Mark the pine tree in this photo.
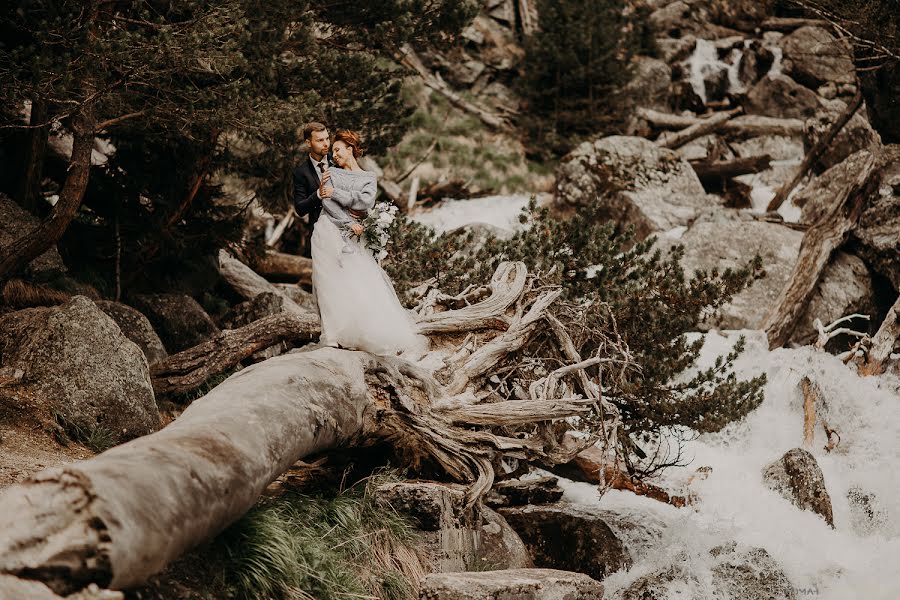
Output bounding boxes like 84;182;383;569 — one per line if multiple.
518;0;648;156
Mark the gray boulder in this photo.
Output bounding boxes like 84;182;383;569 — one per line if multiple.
800;252;876;345
474;507;532;571
737;39;775;87
763;447;834;527
375;481;478;573
779;26;855;89
620;542;795;600
130;293;220;353
624;56;672;112
846;486;887;535
656;35;696;64
555;135;717;240
421;569;604;600
657;217;876;340
0;296;159;443
499;503;665;581
745;74;823;120
851;145;900;290
96;300;168;366
807;99;882;170
485;476;564;508
0;193;66;277
796;149;875;225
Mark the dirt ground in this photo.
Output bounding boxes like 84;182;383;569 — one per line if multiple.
0;387;93;489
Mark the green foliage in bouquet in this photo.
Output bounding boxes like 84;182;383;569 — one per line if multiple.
384;200;766;473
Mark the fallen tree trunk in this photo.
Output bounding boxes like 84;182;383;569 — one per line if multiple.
858;294;900;376
218;250;310;316
636;108;805;138
690;155;772;186
150;312;321;396
763;151;879;348
767;90;863;212
655;108;743;149
0;260;622;594
252;250;312;284
761;17;830;31
0;349;377;593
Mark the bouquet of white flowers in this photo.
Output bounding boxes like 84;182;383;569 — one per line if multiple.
353;201;398;261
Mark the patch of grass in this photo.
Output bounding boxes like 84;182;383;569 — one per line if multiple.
213;472;423;600
52;410;117;453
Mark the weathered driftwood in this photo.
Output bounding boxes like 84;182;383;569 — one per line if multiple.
655;108;743;149
636;108;806;138
690;155;773;187
763;151;879;348
398;44;508;130
252;250;312;283
416;262;527;334
150;312;321;396
859;295;900;376
217;250;309;315
767;90;863;211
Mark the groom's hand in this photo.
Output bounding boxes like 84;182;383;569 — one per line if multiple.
319;172;332;198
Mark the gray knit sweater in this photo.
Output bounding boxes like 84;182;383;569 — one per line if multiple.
321;167;377;227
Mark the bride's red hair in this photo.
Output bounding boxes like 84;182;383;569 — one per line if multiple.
333;129;364;158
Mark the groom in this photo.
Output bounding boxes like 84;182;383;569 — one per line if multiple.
292;121;364;255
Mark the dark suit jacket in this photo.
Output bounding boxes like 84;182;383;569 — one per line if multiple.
292;154;332;225
292;154;333;256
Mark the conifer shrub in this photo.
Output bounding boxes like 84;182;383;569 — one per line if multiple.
384;200;766;474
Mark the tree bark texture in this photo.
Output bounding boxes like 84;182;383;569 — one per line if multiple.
150;311;321;396
763;151;879;348
0;108;95;281
252;250;313;284
15;97;51;214
859;294;900;376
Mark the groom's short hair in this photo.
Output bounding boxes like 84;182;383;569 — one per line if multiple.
303;121;327;140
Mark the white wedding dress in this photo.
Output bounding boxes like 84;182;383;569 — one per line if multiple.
311;169;428;357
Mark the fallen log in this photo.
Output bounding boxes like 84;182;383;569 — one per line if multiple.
690;155;773;187
655;108;743;149
767;90;863;212
761;17;830;32
217;249;310;316
636;108;806;139
763;151;879;348
252;250;312;284
150;311;320;396
0;261;624;594
858;294;900;376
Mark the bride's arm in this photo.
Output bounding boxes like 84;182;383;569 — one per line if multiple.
330;176;376;213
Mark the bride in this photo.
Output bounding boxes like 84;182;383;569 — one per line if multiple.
311;129;428;356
